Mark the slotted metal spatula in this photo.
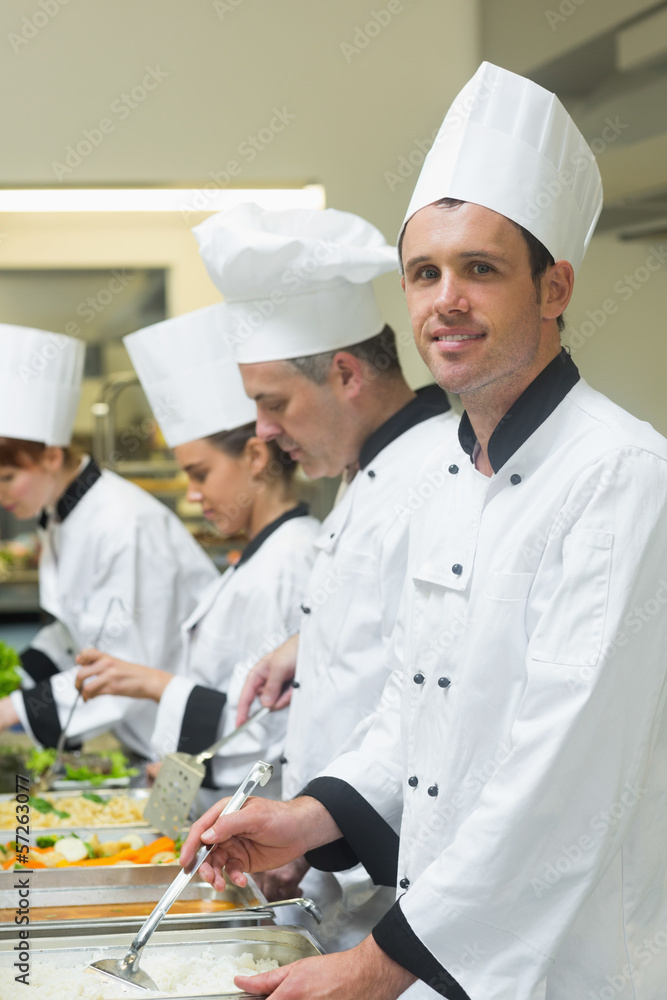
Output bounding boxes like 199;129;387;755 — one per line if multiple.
144;705;271;838
87;759;273;993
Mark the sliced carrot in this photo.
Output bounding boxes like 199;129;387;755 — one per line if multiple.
3;857;45;869
57;848;139;867
133;837;175;864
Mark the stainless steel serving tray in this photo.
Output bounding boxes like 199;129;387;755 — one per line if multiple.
0;867;272;933
0;787;168;841
0;924;323;999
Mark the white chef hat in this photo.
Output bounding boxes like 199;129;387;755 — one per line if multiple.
123;304;256;449
401;62;603;273
0;325;84;447
193;203;398;363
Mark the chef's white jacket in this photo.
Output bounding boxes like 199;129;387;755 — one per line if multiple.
282;386;456;799
11;459;217;757
304;352;667;1000
279;386;456;949
150;504;319;802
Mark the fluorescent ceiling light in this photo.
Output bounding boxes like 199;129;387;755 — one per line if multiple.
0;185;325;212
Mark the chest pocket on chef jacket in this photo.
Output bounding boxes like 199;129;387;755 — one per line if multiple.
530;528;613;667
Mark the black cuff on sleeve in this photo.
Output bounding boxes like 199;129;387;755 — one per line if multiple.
302;776;399;887
373;900;471;1000
20;648;60;684
178;685;227;790
22;680;62;748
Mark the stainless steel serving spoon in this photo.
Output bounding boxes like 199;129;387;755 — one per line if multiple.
87;760;273;992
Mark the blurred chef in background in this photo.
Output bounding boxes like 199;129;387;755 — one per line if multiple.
194;205;457;947
0;324;216;755
75;305;319;805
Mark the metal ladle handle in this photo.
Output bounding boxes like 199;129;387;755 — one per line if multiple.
127;760;273;957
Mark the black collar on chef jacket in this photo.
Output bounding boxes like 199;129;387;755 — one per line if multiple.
234;502;310;570
458;348;581;474
358;383;451;470
38;457;103;528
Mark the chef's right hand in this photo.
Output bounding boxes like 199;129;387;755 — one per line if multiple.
236;632;299;726
180;794;341;892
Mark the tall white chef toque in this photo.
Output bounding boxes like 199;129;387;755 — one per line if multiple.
0;325;85;447
124;304;256;449
193;203;398;363
401;61;603;273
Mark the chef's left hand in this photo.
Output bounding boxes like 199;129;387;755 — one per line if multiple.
234;935;416;999
75;649;171;702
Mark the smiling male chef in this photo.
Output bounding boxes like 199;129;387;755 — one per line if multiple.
182;63;667;1000
194;204;457;946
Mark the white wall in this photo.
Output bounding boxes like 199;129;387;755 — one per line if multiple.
0;0;664;435
566;231;667;434
0;0;481;388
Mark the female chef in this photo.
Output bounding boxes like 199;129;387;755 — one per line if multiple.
0;324;217;756
75;305;319;802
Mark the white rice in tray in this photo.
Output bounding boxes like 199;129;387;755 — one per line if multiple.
0;948;278;999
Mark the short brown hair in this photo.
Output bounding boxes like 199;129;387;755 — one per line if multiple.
0;438;82;468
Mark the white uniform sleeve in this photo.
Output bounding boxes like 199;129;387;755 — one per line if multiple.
302;586;408;881
151;524;317;792
16;509;214;752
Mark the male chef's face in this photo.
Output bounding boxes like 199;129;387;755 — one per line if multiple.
239;360;358;479
401;200;562;400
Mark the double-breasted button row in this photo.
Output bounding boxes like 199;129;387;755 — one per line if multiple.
413;673;451;688
408;776;439;796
